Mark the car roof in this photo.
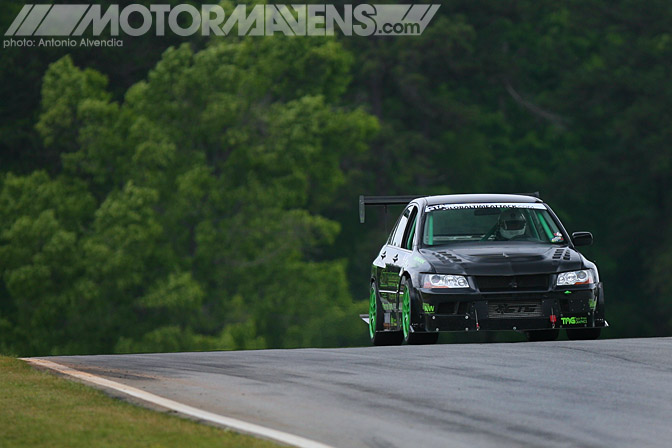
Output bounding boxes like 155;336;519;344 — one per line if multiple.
420;194;544;205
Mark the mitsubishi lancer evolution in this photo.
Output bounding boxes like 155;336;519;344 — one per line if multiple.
360;194;606;345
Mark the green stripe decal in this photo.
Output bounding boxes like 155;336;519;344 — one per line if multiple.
538;211;554;240
428;214;434;245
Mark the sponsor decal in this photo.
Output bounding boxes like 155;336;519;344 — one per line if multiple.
492;303;539;315
409;255;427;268
551;232;564;243
561;316;588;325
425;202;547;212
381;302;395;311
422;303;435;313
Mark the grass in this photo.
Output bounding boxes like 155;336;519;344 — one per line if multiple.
0;356;279;448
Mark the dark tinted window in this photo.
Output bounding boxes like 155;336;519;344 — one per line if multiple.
403;207;418;250
390;208;411;247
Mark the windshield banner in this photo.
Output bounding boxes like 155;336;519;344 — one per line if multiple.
425;203;547;212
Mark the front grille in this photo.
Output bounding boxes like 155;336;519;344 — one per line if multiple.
475;274;549;292
488;300;543;319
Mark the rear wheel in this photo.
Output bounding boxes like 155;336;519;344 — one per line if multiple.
566;328;601;340
369;283;403;346
525;329;560;342
401;278;439;345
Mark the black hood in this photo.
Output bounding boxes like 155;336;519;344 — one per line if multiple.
419;242;584;276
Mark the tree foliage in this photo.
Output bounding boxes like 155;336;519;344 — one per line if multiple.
0;34;377;355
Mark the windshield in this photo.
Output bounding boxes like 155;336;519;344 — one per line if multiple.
422;203;565;246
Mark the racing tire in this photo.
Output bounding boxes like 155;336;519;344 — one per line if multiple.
369;283;403;346
566;328;601;340
401;277;439;345
525;329;560;342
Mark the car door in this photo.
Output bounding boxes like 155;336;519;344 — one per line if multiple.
377;208;410;323
383;205;418;321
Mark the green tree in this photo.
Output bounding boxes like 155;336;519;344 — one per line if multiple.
0;33;377;355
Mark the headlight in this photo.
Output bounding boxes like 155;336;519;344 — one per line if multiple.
422;274;469;289
556;270;593;286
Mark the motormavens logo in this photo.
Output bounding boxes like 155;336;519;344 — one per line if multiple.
4;3;441;48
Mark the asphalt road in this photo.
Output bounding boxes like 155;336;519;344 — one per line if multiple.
42;337;672;448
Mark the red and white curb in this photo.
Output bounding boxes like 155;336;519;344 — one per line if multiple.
22;358;334;448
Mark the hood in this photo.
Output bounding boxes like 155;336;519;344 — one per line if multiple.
419;242;583;276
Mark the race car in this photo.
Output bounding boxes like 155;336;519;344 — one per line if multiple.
360;193;606;345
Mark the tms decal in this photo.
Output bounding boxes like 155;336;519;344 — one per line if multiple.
561;316;588;325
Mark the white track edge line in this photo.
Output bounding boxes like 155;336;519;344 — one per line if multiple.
21;358;334;448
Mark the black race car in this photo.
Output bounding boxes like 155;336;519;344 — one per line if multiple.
360;194;606;345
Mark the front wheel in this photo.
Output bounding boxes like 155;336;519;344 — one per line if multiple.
401;278;439;345
566;328;601;340
369;283;403;346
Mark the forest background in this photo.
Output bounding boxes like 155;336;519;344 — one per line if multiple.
1;0;670;355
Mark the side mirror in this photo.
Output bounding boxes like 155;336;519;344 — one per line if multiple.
571;231;593;247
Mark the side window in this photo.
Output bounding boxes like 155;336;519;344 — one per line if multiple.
391;207;411;247
403;207;418;250
387;212;404;244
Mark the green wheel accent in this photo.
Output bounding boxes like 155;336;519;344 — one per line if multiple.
369;283;403;346
400;278;438;345
402;287;411;340
369;286;377;339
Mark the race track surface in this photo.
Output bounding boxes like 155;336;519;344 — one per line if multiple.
42;337;672;447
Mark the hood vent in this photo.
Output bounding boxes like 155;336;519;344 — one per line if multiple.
553;248;571;261
433;251;462;264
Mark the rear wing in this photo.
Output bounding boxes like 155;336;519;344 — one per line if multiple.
359;195;420;224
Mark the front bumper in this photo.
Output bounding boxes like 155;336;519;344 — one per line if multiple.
417;283;605;333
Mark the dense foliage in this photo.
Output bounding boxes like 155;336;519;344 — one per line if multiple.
1;1;670;355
